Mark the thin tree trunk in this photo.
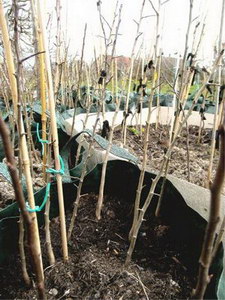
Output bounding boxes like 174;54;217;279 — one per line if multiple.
126;52;223;264
38;0;68;261
207;0;225;185
193;123;225;299
18;215;31;286
0;116;46;299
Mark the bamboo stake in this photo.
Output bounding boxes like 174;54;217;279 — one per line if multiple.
0;115;46;299
10;0;44;287
16;63;44;283
44;138;56;265
0;0;18;117
37;0;68;261
31;0;48;178
31;2;54;260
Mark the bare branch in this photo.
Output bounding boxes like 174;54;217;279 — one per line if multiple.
148;0;158;15
136;32;143;40
191;15;199;23
101;15;112;31
141;14;155;19
161;0;170;5
133;19;139;26
19;51;45;64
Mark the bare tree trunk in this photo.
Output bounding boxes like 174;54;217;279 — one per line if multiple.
18;215;31;286
122;0;146;145
68;119;99;240
126;52;223;264
207;0;225;185
0;116;46;299
96;59;121;219
193;123;225;299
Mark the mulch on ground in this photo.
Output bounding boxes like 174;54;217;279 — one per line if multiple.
0;193;195;299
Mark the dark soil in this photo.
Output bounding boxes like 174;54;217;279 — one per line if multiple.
114;124;221;191
0;124;218;299
0;193;195;299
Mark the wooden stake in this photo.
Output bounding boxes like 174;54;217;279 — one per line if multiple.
0;116;46;299
31;0;48;179
37;0;68;261
2;0;45;291
44;139;56;265
0;0;18;116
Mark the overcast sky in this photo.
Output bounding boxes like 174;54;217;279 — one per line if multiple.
46;0;225;64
